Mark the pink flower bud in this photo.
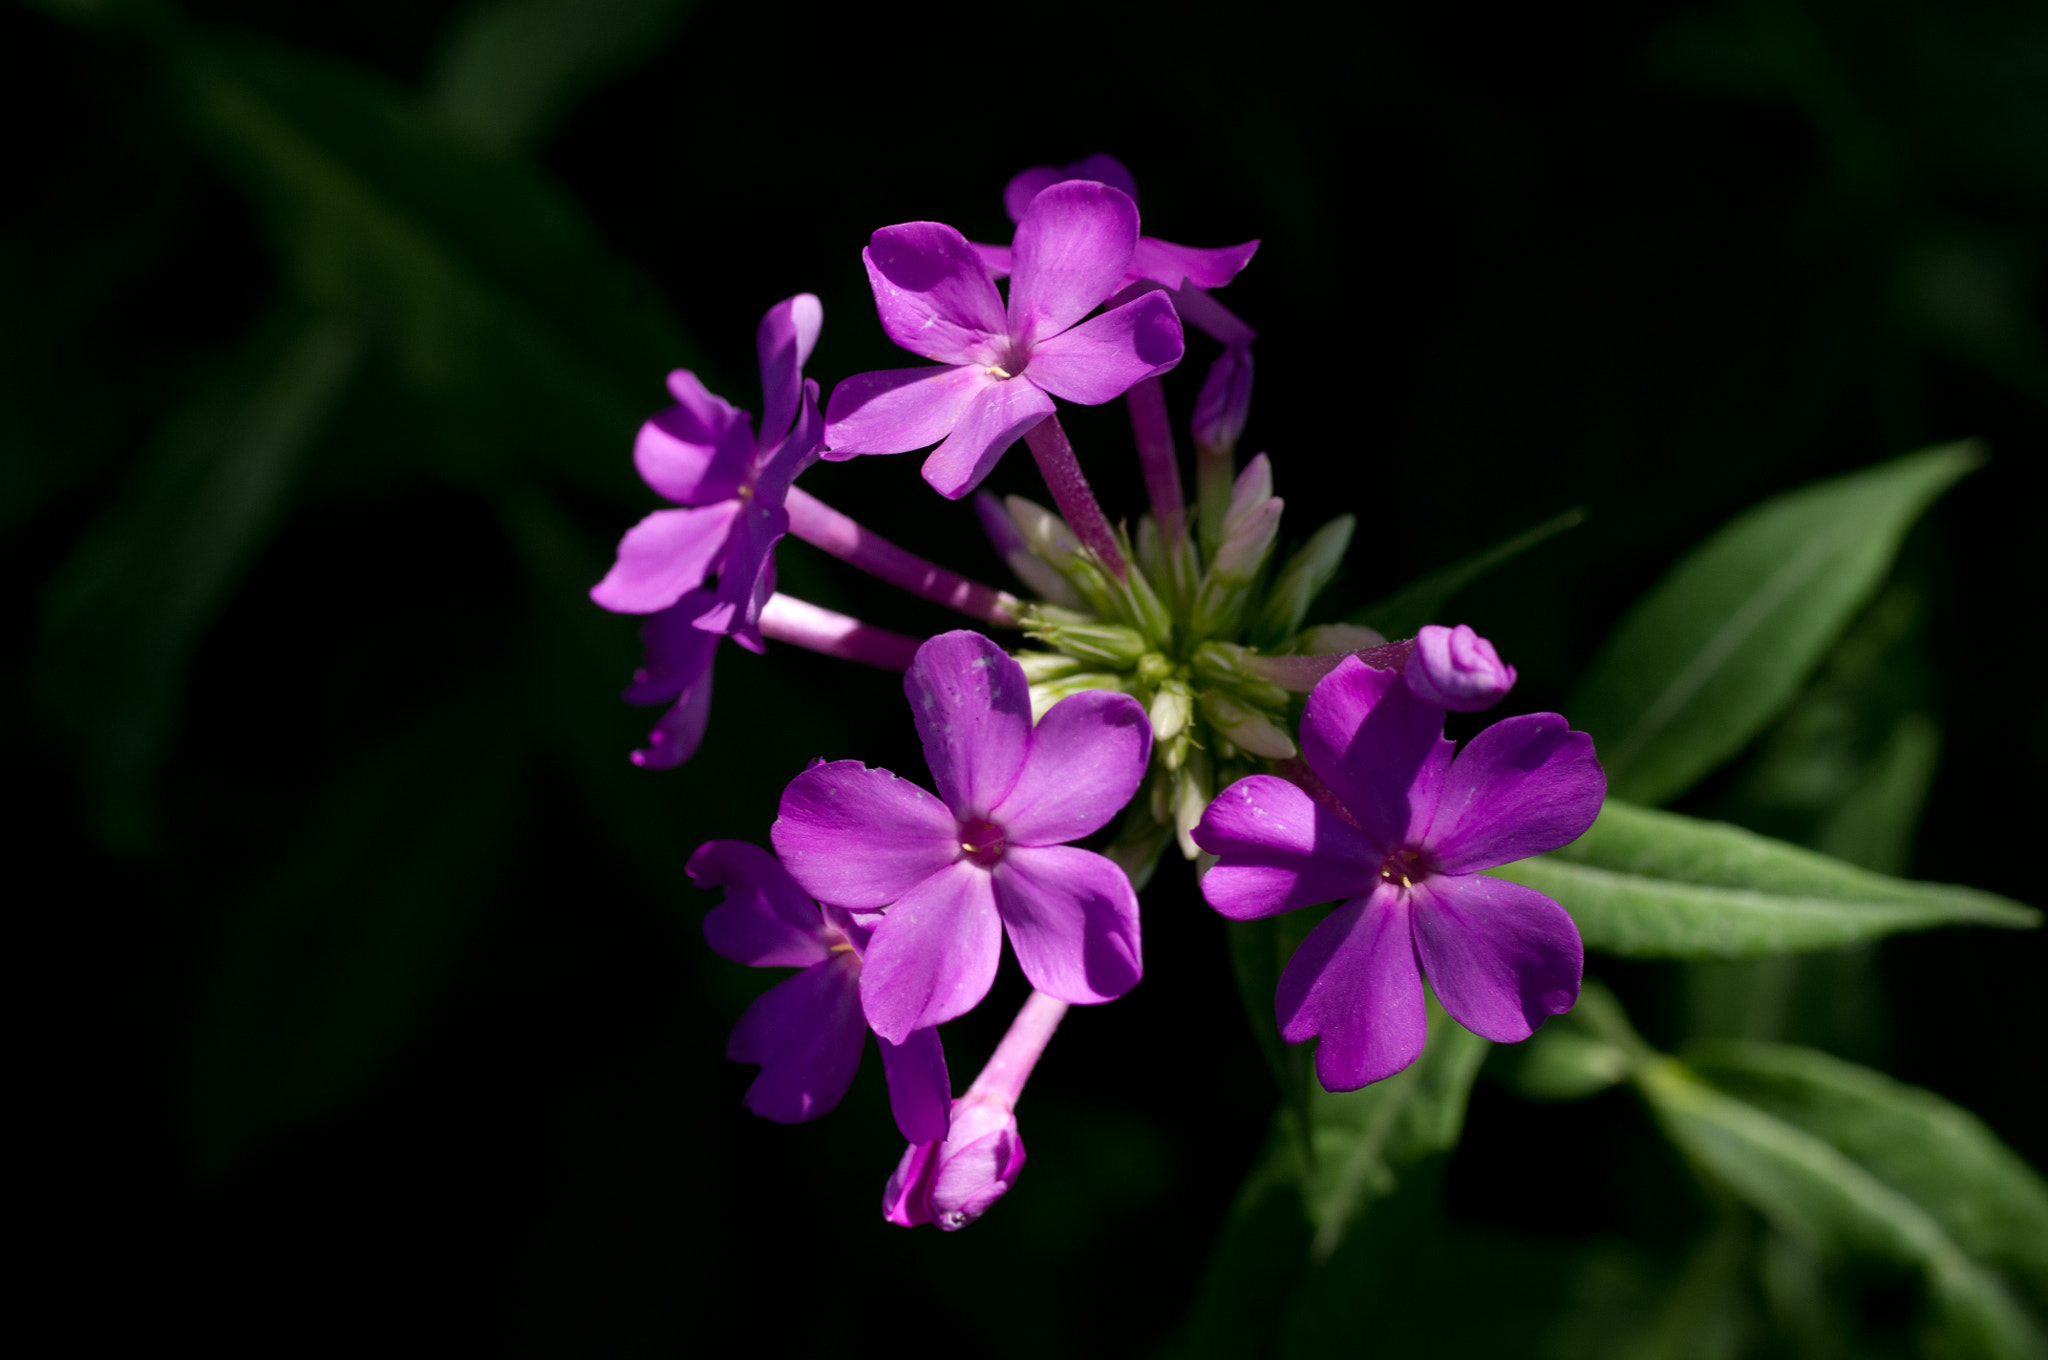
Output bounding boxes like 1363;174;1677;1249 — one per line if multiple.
881;1097;1027;1231
1192;341;1253;455
1404;624;1517;711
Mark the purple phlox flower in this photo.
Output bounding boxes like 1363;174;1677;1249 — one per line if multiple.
1192;656;1605;1092
972;154;1261;346
622;587;721;768
771;630;1152;1044
688;838;952;1144
883;1094;1024;1230
591;293;826;650
1406;623;1517;711
821;182;1185;500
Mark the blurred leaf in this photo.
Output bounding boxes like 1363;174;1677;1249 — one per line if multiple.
431;0;693;155
1351;504;1586;638
37;311;362;847
1493;799;2037;958
1686;1041;2048;1320
1570;443;1978;806
185;702;525;1177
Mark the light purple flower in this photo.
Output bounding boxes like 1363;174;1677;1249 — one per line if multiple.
1193;657;1605;1092
882;1095;1024;1230
1193;340;1254;455
591;294;825;650
1406;623;1517;711
771;631;1152;1043
622;587;721;769
688;839;952;1144
822;183;1185;499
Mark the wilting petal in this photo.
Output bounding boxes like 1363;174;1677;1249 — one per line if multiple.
622;589;719;704
1193;775;1381;920
1424;714;1605;874
756;292;823;449
920;377;1056;499
1023;290;1184;405
690;839;831;967
883;1139;940;1226
1410;873;1581;1043
859;861;1002;1043
1299;658;1453;856
905;631;1033;819
863;224;1008;365
773;761;961;908
589;502;742;614
727;953;866;1123
1007;181;1141;349
993;689;1151;847
824;364;992;459
635;371;748;504
1003;154;1139;223
991;846;1142;1005
631;674;713;769
879;1027;952;1145
753;379;823;505
1129;236;1260;291
693;497;785;650
1276;885;1427;1091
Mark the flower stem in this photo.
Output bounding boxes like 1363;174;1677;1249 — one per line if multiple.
760;593;922;670
1024;415;1127;579
786;488;1022;626
1125;377;1185;547
964;989;1068;1108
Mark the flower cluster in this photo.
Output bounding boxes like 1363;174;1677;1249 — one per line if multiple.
593;155;1605;1228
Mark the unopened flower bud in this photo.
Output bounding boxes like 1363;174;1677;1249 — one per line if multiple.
1035;621;1149;669
1405;623;1516;711
1255;514;1356;646
1209;495;1283;582
1148;679;1194;743
1173;752;1215;859
1199;690;1298;760
976;493;1082;608
1014;650;1088;684
1028;672;1128;720
1193;341;1254;456
883;1097;1026;1231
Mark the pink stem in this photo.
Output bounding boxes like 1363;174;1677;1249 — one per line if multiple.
785;488;1021;627
1242;638;1417;692
1024;415;1127;579
1125;377;1185;546
760;593;922;671
964;989;1069;1109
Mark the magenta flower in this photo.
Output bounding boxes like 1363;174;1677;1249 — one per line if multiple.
1193;657;1604;1091
1407;623;1517;711
688;839;952;1144
591;294;825;649
883;1096;1024;1230
771;631;1152;1043
821;182;1185;499
622;587;721;769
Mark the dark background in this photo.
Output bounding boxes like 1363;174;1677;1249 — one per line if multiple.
5;0;2043;1354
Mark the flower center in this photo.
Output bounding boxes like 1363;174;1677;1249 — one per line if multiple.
1379;847;1431;890
959;817;1007;868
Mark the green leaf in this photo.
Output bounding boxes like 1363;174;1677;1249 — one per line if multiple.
1685;1041;2048;1319
37;312;363;847
1493;800;2037;958
1640;1058;2047;1359
1351;504;1585;638
1570;443;1979;806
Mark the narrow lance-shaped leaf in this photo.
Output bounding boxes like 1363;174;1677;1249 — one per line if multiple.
1570;443;1979;806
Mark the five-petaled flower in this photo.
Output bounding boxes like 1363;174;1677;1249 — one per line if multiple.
689;839;952;1143
1193;654;1605;1091
592;293;825;649
772;631;1153;1044
822;182;1185;499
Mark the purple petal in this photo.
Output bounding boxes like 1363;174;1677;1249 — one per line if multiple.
1410;873;1582;1042
689;839;831;967
1299;658;1454;857
1193;775;1381;920
634;370;749;504
727;953;866;1123
631;675;713;769
991;845;1142;1005
754;379;823;504
622;589;720;704
879;1027;952;1144
905;631;1033;819
589;501;742;614
1003;154;1139;223
1023;290;1185;405
1276;885;1428;1092
1406;624;1517;712
859;861;1002;1043
1170;284;1258;345
1423;714;1606;873
863;224;1007;365
920;377;1055;499
772;761;962;909
823;364;992;459
756;292;823;449
1192;341;1254;453
1006;181;1141;349
971;242;1013;280
1129;236;1260;291
692;497;784;651
883;1139;940;1226
992;689;1151;847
